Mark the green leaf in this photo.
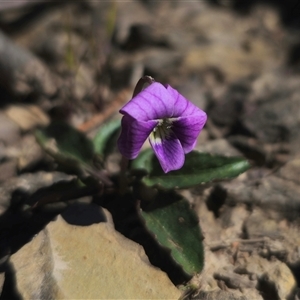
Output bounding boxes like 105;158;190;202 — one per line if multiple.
93;119;121;157
36;122;95;165
140;191;204;275
131;149;250;189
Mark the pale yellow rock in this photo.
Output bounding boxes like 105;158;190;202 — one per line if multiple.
0;273;4;295
180;6;283;83
278;157;300;185
268;262;297;300
10;229;63;299
11;207;181;299
182;40;278;83
5;104;50;131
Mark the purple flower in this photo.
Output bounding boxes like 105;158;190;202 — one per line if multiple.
117;82;207;173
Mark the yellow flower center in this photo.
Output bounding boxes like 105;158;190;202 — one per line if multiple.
151;118;173;143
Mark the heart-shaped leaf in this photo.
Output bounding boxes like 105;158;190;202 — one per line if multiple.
93;119;121;157
36;122;95;166
140;191;204;276
131;149;250;189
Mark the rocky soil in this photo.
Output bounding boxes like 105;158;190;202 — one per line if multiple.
0;1;300;299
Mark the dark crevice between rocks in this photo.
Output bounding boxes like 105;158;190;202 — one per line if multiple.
257;276;280;300
206;185;227;218
0;180;101;254
228;119;256;138
0;209;59;257
0;187;69;256
119;24;171;51
0;262;21;300
228;137;267;167
287;42;300;70
240;221;250;240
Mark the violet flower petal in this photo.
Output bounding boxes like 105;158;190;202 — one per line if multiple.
118;115;158;159
165;84;202;117
173;114;207;153
120;83;175;121
149;131;185;173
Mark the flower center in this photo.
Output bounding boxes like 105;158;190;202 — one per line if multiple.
151;118;173;142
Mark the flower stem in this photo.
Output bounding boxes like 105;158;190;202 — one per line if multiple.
132;75;155;97
119;155;129;194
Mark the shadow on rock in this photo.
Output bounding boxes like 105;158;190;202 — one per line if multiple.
61;202;107;226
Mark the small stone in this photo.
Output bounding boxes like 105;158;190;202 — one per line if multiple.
237;255;296;300
0;160;17;182
278;157;300;185
266;261;296;300
10;206;181;299
0;112;20;146
191;289;262;300
245;209;280;239
5;104;50;131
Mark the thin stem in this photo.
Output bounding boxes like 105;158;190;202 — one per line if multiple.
85;167;113;186
132;75;155;98
119;155;129;194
